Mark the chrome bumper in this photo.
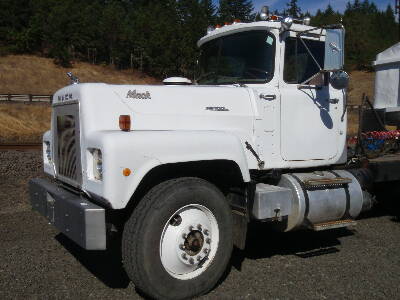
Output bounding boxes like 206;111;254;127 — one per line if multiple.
29;178;106;250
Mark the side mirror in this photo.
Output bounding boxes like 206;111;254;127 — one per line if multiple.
329;70;349;90
324;28;345;71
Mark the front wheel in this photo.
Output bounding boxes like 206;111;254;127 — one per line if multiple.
122;177;233;299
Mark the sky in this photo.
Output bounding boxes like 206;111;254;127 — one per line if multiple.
214;0;397;14
259;0;395;14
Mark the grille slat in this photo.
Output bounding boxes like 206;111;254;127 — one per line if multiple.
54;107;81;186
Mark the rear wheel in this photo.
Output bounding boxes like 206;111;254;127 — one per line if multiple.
122;177;233;300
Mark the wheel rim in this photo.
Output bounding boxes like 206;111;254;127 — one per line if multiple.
160;204;219;280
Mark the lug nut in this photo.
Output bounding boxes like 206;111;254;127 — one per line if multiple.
189;258;194;264
182;233;187;239
197;256;202;261
203;248;209;254
179;244;185;250
182;253;188;260
203;229;209;236
188;225;194;231
197;224;202;231
206;238;211;244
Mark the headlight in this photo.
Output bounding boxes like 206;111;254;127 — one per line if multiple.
92;149;103;181
44;141;52;162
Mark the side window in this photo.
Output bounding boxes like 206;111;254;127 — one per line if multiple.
283;37;325;84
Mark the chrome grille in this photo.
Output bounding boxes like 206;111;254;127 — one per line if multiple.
57;115;77;180
53;104;81;187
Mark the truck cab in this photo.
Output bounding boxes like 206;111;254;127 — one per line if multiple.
197;21;347;166
30;13;366;300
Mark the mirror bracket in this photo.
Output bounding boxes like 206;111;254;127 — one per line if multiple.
297;85;323;90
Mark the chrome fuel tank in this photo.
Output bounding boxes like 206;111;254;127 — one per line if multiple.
278;170;364;231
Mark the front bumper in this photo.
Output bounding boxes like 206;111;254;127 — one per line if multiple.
29;178;106;250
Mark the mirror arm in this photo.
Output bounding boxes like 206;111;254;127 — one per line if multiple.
298;71;326;86
298;37;322;71
297;85;323;90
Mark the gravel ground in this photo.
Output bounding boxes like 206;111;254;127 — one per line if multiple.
1;150;400;299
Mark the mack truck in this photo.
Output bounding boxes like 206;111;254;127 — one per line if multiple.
29;9;399;300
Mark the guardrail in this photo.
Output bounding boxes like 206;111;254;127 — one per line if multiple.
0;94;52;103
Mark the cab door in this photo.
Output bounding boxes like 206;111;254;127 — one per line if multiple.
279;32;341;161
250;29;281;165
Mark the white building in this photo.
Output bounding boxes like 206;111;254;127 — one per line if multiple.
373;42;400;111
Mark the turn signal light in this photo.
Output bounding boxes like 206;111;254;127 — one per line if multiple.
123;168;131;177
119;115;131;131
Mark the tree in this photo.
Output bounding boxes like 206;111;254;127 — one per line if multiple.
286;0;301;18
218;0;254;22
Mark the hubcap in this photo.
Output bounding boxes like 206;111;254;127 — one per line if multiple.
160;204;219;280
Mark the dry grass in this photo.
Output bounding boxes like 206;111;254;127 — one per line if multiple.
347;71;375;136
0;55;158;143
0;103;51;143
347;70;375;105
0;55;158;95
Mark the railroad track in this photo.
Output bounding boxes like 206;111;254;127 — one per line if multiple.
0;143;42;150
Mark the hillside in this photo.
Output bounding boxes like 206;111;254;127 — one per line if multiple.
0;55;375;143
0;55;158;143
0;55;157;95
347;70;375;105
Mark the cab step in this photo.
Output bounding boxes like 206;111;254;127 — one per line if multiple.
311;219;357;231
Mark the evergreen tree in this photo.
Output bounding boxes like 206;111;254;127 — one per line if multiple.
0;0;398;77
218;0;254;22
286;0;301;18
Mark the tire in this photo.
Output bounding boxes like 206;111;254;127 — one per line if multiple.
122;177;233;300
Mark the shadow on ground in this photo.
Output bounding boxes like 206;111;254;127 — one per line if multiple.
54;188;399;294
56;233;130;289
231;224;354;272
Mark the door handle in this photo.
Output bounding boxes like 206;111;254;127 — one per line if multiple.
259;94;276;101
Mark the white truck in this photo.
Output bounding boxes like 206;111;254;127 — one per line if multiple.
30;10;386;300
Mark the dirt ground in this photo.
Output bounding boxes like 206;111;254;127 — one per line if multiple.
1;149;400;299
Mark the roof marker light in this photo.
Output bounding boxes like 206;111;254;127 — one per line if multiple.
260;6;269;20
303;17;311;26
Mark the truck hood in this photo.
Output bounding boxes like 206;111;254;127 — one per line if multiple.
53;83;256;137
110;84;255;133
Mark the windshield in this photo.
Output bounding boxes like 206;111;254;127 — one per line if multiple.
197;30;276;85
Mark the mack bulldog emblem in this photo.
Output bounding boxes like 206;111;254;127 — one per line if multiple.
126;89;151;99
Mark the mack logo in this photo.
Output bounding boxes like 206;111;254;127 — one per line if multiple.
126;89;151;100
58;93;73;101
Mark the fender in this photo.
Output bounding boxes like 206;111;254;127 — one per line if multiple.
83;130;251;209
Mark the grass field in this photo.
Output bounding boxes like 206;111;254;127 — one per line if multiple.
0;55;375;143
0;103;51;143
0;55;158;143
0;55;157;95
347;70;375;136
